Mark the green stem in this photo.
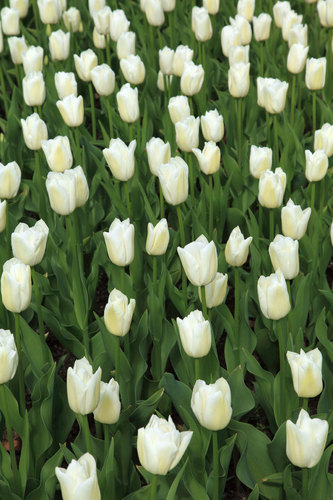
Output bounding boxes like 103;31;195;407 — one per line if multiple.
269;209;274;241
187;152;195;206
273;114;279;166
89;82;96;140
81;414;92;454
124;182;131;219
5;201;11;259
106;97;114;139
150;474;157;500
159;180;165;219
209;175;213;238
200;285;208;320
277;320;286;422
290;74;296;127
124;332;130;364
31;268;48;364
121;266;125;294
319;179;325;221
129;123;134;143
168;11;174;48
259;43;264;76
153;257;157;295
234;268;240;356
106;34;111;67
14;313;25;415
115;336;120;383
195;358;200;381
310;182;316;239
189;96;194;115
237;98;242;168
301;397;308;412
259;204;263;240
177;205;187;306
266;111;271;146
0;65;8;117
212;431;219;500
157;27;162;49
312;91;316;137
302;468;308;500
104;423;110;459
327;29;333;102
74;127;81;165
35;150;45;220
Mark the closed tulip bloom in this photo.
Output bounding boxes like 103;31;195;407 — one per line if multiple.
157;70;173;91
11;220;49;266
67;357;101;415
22;46;43;74
225;226;252;267
159;47;174;75
192;141;221;175
74;49;98;82
221;25;241;58
104;218;135;267
287;44;309;74
286;409;328;468
287;348;323;398
192;7;212;42
281;199;311;240
175;115;200;152
92;6;111;35
56;94;84;127
137;415;193;475
191;378;232;431
145;0;164;26
117;31;136;59
91;64;115;96
228;45;249;66
41;136;73;172
56;453;101;500
201;110;224;142
1;258;32;313
168;95;191;124
253;13;272;41
49;30;70;61
257;77;289;114
203;0;219;15
180;62;204;96
23;72;46;107
0;201;6;233
282;10;303;41
116;83;139;123
8;36;27;64
258;168;286;208
157;157;188;205
1;7;20;35
273;1;291;28
229;15;252;45
104;288;135;336
54;72;77;99
305;150;328;182
93;379;121;424
249;145;272;178
146;218;170;255
0;162;21;199
269;234;299;280
305;57;326;90
38;0;62;24
45;170;76;215
21;113;48;150
93;27;106;49
146;137;171;176
10;0;29;18
228;62;250;98
88;0;105;16
199;272;228;309
69;166;89;208
161;0;176;11
120;55;145;85
177;235;218;287
314;123;333;157
0;330;18;384
288;23;308;47
103;138;136;181
110;9;130;41
177;310;211;358
257;268;291;320
237;0;254;21
172;45;194;76
318;0;333;27
63;7;82;32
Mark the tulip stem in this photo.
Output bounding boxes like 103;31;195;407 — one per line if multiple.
327;29;333;103
186;152;195;206
159;180;165;219
5;201;11;259
115;336;120;384
312;91;316;137
301;397;308;412
0;385;21;497
310;183;316;240
237;98;242;168
153;257;157;295
259;43;264;76
273;114;279;166
0;65;8;117
89;82;96;141
176;205;187;306
105;97;114;139
277;320;286;422
74;127;81;165
195;359;200;381
266;112;271;146
81;414;92;454
212;431;219;500
35;151;45;220
234;268;240;358
104;424;110;459
150;474;157;500
31;268;48;364
208;174;213;238
290;74;296;127
269;210;274;241
124;182;131;219
200;286;208;320
14;313;25;415
106;35;111;67
302;468;308;500
259;204;263;239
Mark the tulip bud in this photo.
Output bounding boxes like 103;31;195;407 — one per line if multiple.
146;137;171;176
93;379;121;424
46;166;89;215
74;48;98;82
117;31;136;59
253;13;272;41
56;453;101;500
318;0;333;28
88;0;105;16
162;0;175;11
22;72;46;107
257;77;289;114
175;115;200;152
157;70;173;91
0;201;6;233
177;235;218;287
282;10;303;41
10;0;29;19
258;168;286;208
41;136;73;172
172;45;194;76
192;141;221;175
157;156;188;205
159;46;174;75
92;27;106;49
269;234;299;280
229;45;249;67
229;15;252;45
37;0;62;24
116;83;139;123
287;44;309;74
273;1;291;28
221;25;241;58
286;409;328;468
92;6;111;35
54;72;77;100
177;310;211;358
228;62;250;98
104;218;135;267
145;0;164;26
199;272;228;309
49;29;70;61
103;138;136;181
305;150;328;182
180;61;204;96
191;378;232;430
314;123;333;157
8;36;27;64
203;0;219;15
56;94;84;127
237;0;255;22
22;46;43;75
249;145;272;178
305;57;326;90
225;226;252;267
109;9;130;41
0;162;21;199
287;348;323;398
104;288;135;336
21;113;48;150
137;415;193;475
63;7;82;33
1;7;20;35
281;199;311;240
91;64;115;96
67;357;101;415
11;220;49;266
0;330;18;384
60;0;66;11
288;23;308;47
201;109;224;142
120;54;145;85
168;95;191;124
146;218;170;255
1;258;32;313
257;268;291;320
192;7;212;42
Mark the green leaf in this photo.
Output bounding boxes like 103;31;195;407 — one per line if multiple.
25;448;64;500
228;365;255;419
166;458;189;500
130;389;165;428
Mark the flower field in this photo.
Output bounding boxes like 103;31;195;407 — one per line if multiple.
0;0;332;498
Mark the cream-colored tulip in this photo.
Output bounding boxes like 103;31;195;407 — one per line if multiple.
257;268;291;320
0;201;6;233
63;7;82;33
109;9;130;41
93;379;121;424
177;235;217;286
21;113;48;150
282;10;303;42
287;348;323;398
229;14;252;45
117;32;135;60
56;94;84;127
116;83;139;123
157;157;188;205
288;23;307;47
228;45;249;66
192;141;220;175
305;150;328;182
168;95;191;124
49;29;70;61
22;46;44;75
41;136;73;172
305;57;326;90
228;62;250;98
221;25;241;58
120;55;145;85
225;226;252;267
22;72;46;107
0;162;21;199
104;289;135;336
237;0;254;22
199;272;228;309
191;378;232;430
74;49;98;82
314;123;333;157
273;1;291;28
180;61;204;96
159;47;174;75
249;145;272;178
103;138;136;181
253;13;272;41
91;64;115;96
1;258;32;313
56;453;101;500
175;116;200;152
103;218;135;267
67;357;101;415
258;168;286;208
287;44;309;74
8;36;27;64
0;329;18;384
172;45;193;76
54;72;77;99
177;310;211;358
269;234;299;280
201;110;224;142
281;199;311;240
1;7;20;35
191;6;212;42
11;220;49;266
146;218;169;255
146;137;171;176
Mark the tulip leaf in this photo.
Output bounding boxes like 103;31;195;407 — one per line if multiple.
228;365;255;419
267;422;288;472
315;308;333;363
183;466;210;500
219;433;237;494
25;447;64;500
18;410;30;495
130;388;165;428
166;458;189;500
248;484;260;500
308;444;333;500
19;315;51;377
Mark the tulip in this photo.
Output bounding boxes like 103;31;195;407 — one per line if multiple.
0;162;21;199
228;45;249;66
157;71;173;91
92;6;111;35
191;378;232;431
103;138;136;181
177;310;211;358
91;64;115;96
137;415;193;475
237;0;254;22
56;94;84;127
41;136;73;172
258;168;286;208
249;145;272;178
93;379;121;424
11;220;49;267
54;72;77;100
146;218;170;255
253;13;272;41
117;31;136;60
49;29;70;61
145;0;164;26
56;453;101;500
22;72;46;107
172;45;194;77
21;113;48;150
201;109;224;142
192;7;212;42
9;0;29;18
228;62;250;98
175;116;200;152
286;409;328;468
74;49;98;82
104;288;135;336
8;36;27;64
157;157;188;206
1;7;20;36
0;201;6;233
177;235;217;287
1;258;32;313
93;27;106;49
225;226;252;267
168;95;191;124
146;137;171;176
192;141;220;175
198;272;228;309
287;44;309;74
63;7;82;33
88;0;105;16
120;55;145;85
69;166;89;208
46;166;89;215
180;61;204;96
22;46;43;75
314;123;333;157
116;83;139;123
269;234;299;280
37;0;62;24
305;57;326;90
229;15;252;45
103;218;135;267
288;23;308;47
305;150;328;182
0;330;18;384
281;199;311;240
159;47;174;75
257;77;289;114
203;0;219;15
287;348;323;398
221;25;241;58
273;1;291;28
67;357;101;415
161;0;175;11
257;268;291;320
109;9;130;41
282;10;303;42
318;0;333;27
